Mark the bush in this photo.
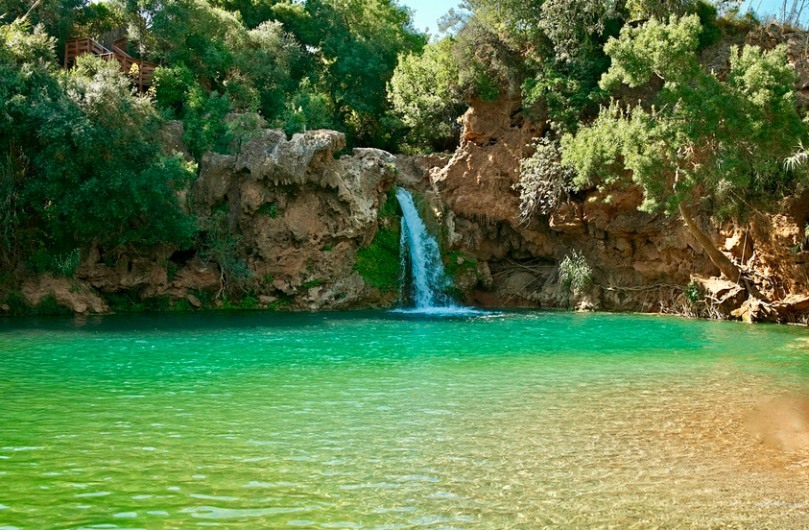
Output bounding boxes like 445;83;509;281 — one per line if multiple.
182;86;232;158
152;64;196;118
684;281;702;304
559;250;593;296
516;137;576;222
27;248;81;277
389;38;465;152
199;211;253;296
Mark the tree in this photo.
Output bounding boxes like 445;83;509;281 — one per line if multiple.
1;22;196;271
31;54;198;249
388;37;465;151
298;0;426;147
625;0;693;20
561;14;806;293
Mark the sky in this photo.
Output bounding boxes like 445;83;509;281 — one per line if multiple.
402;0;459;36
401;0;806;37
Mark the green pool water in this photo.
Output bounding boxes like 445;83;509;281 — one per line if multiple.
2;311;809;528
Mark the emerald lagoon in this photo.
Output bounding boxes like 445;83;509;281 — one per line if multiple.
3;310;809;528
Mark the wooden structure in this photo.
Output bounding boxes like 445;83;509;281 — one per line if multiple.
64;38;158;92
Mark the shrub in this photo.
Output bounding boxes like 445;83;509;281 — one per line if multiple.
684;281;702;304
198;211;253;296
516;137;576;222
559;250;593;296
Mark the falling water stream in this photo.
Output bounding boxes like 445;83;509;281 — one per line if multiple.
395;187;466;314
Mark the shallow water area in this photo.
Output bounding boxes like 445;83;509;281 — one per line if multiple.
2;310;809;528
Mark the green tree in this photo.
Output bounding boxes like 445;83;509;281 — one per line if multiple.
0;0;84;53
33;54;198;249
235;20;303;119
297;0;426;147
625;0;693;20
278;78;337;135
562;14;806;291
1;22;196;271
388;37;465;151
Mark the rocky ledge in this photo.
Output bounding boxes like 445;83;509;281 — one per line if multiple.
16;128;400;314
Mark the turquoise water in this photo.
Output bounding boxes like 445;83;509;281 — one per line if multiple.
2;311;809;528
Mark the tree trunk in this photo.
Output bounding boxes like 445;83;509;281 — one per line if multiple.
678;202;769;302
678;201;744;282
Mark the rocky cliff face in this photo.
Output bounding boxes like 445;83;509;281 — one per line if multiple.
11;128;400;315
191;129;398;310
403;97;809;322
13;111;809;322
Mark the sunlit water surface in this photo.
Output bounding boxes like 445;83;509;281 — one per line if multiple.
2;311;809;528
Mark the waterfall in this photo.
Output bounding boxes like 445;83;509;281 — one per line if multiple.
395;187;455;309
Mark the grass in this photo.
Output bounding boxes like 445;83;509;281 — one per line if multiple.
354;226;401;292
444;251;478;282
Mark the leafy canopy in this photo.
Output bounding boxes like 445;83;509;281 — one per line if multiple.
562;14;806;216
0;22;196;271
388;37;465;152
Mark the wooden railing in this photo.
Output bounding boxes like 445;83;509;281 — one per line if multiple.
64;38;158;92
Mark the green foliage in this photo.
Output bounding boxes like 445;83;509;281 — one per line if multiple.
199;210;253;295
692;1;722;50
32;294;71;316
104;291;145;313
182;86;232;158
152;63;196;117
0;291;72;316
300;0;426;147
279;78;336;136
559;250;593;296
537;0;617;63
237;20;303;118
0;0;84;49
465;0;545;48
1;290;28;316
625;0;693;20
0;25;197;271
166;260;179;282
257;202;278;218
145;0;245;88
267;296;291;311
389;37;465;151
563;15;806;217
516;137;575;222
301;278;325;290
452;16;525;101
354;226;400;292
444;251;477;281
71;1;127;40
599;14;702;91
27;247;80;277
217;293;264;310
684;280;702;304
121;0;424;151
522;57;610;133
378;188;401;218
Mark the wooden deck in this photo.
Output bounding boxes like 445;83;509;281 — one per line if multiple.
64;38;158;91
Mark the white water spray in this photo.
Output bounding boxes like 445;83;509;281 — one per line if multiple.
395;187;455;310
